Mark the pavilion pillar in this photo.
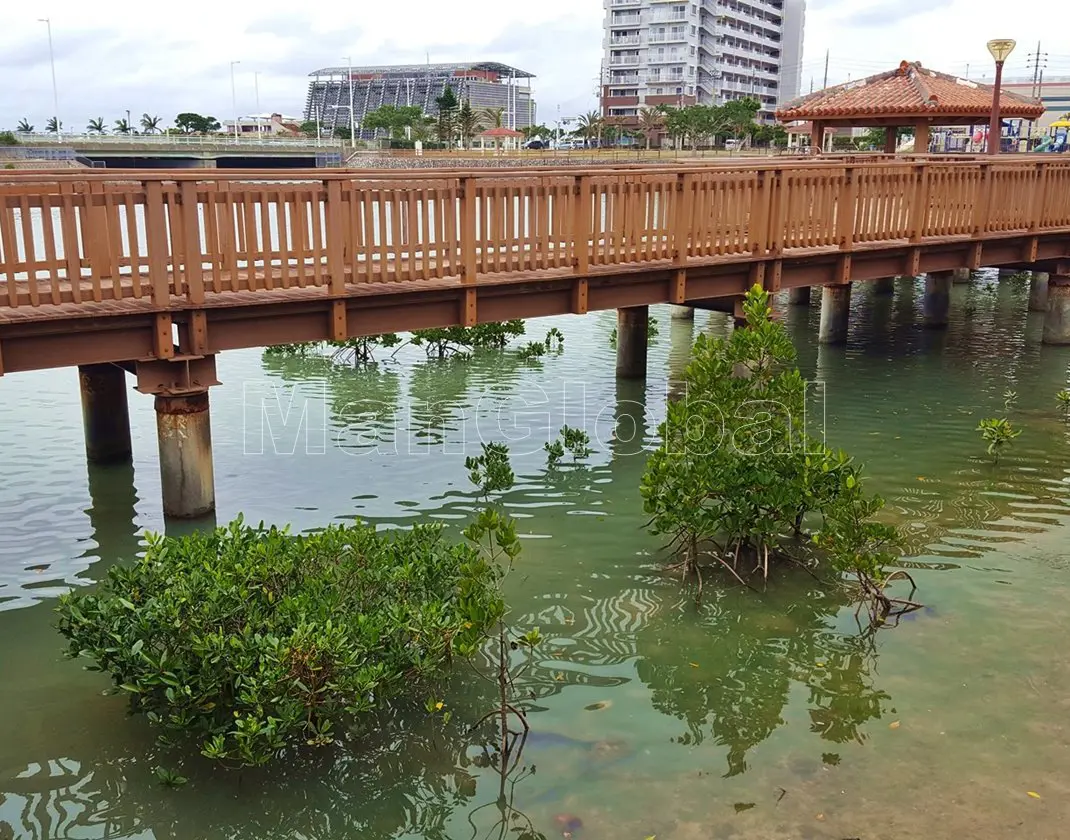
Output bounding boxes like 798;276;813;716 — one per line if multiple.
1043;275;1070;345
810;120;825;155
914;122;930;155
1029;272;1049;313
884;127;898;155
819;283;851;344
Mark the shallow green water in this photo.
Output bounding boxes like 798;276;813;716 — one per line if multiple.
2;273;1070;840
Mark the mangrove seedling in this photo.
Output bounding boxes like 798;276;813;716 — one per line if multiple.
977;417;1021;464
1003;390;1018;411
412;320;526;358
1057;388;1070;418
329;333;402;366
544;426;593;467
544;327;565;351
463;442;541;781
517;341;547;361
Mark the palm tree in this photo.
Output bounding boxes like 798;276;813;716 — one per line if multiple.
87;117;107;135
45;117;61;134
575;111;603;147
481;107;505;129
637;107;662;150
140;114;161;134
114;118;132;135
16;119;34;133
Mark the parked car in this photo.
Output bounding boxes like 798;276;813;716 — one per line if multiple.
524;139;548;150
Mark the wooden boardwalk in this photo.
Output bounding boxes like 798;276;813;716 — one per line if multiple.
2;158;1069;375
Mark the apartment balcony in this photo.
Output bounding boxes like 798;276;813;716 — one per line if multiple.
714;0;782;27
718;24;782;51
648;31;690;43
609;54;643;66
610;33;642;45
648;13;688;23
604;95;641;107
610;13;643;26
609;0;642;6
646;52;689;65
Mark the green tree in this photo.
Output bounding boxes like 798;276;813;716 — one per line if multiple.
362;104;426;139
298;120;319;137
139;114;161;134
435;85;459;147
333;125;352;140
16;119;33;133
86;117;107;135
45;116;61;134
574;110;602;145
722;97;761;145
457;101;483;149
113;118;132;135
174;112;221;135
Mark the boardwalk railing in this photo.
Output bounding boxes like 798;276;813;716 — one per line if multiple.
1;159;1068;311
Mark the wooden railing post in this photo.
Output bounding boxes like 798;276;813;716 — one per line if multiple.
973;162;992;237
672;172;693;265
836;167;856;250
909;163;930;243
460;176;478;284
1031;162;1050;233
749;169;770;255
767;169;785;256
180;181;204;305
144;179;172;306
326;179;345;294
573;175;592;276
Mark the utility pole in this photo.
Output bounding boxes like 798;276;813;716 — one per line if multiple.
822;49;829;89
230;60;241;141
254;71;262;140
1026;42;1048;148
343;55;356;149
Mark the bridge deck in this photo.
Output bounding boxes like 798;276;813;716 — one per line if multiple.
1;159;1068;373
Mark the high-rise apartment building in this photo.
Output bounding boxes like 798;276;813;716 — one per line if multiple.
601;0;805;125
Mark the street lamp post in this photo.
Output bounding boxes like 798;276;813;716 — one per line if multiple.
254;71;262;140
343;56;356;148
38;18;60;140
230;60;241;142
986;39;1016;155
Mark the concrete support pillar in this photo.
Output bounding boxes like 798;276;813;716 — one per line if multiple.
1029;272;1049;313
923;271;953;329
998;267;1017;279
669;305;695;320
788;286;811;305
1043;275;1070;345
78;364;132;465
155;390;215;518
818;284;851;345
616;306;649;380
873;276;896;295
952;267;972;284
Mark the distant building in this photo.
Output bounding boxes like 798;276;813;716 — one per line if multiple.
600;0;806;125
1003;76;1070;134
305;62;536;139
221;113;303;137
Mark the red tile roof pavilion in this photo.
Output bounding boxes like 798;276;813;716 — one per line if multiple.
775;61;1044;153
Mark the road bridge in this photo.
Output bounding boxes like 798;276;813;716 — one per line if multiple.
1;158;1068;515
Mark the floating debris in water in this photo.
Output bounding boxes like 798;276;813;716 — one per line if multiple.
733;802;756;813
584;700;612;711
553;813;583;837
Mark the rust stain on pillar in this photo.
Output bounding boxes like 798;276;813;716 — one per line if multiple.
155;390;215;519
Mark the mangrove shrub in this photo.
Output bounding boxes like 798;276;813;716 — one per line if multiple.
56;518;502;767
640;286;910;618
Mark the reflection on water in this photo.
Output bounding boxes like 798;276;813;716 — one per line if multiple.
2;274;1070;838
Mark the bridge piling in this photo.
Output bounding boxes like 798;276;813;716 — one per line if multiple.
78;364;132;465
953;268;972;284
873;277;896;295
616;306;649;379
1043;276;1070;345
669;305;695;320
155;391;215;519
818;284;851;344
1029;273;1050;313
788;287;811;305
923;272;953;328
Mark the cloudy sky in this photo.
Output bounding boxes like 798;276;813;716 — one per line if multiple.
2;0;1068;131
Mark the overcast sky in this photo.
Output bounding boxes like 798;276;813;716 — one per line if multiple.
3;0;1068;131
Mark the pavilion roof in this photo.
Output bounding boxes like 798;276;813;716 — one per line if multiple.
776;61;1044;124
480;127;524;137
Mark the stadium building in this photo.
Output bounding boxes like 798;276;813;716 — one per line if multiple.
305;62;536;139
